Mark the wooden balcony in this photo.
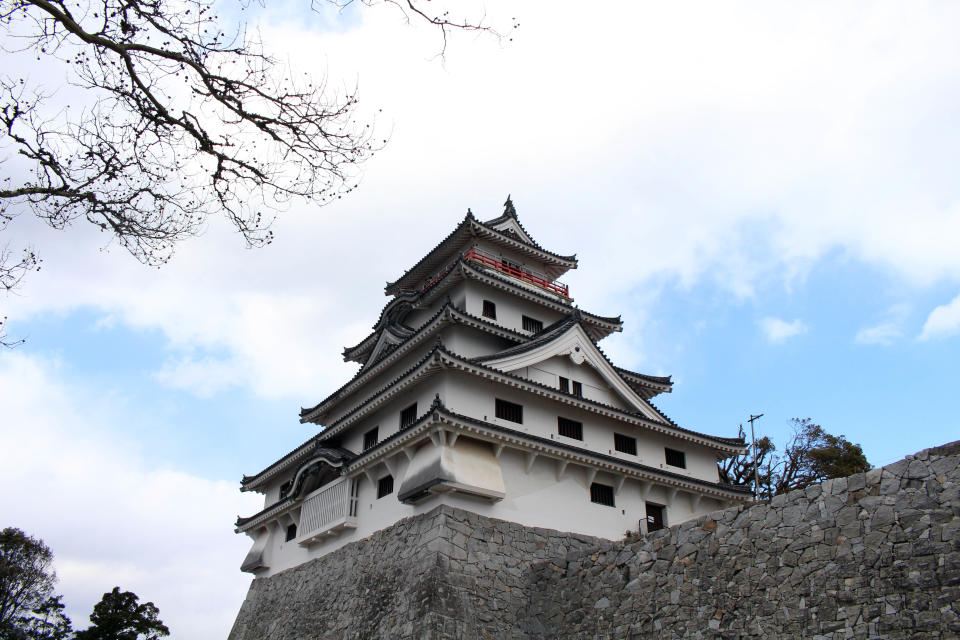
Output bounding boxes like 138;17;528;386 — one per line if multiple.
296;477;358;546
421;249;570;298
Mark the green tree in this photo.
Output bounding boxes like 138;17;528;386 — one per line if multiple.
0;528;72;640
73;588;169;640
719;418;870;498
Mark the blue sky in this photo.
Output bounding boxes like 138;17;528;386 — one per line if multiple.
3;1;960;638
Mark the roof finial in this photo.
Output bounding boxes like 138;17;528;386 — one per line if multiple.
503;195;516;218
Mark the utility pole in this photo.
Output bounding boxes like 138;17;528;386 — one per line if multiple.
748;413;764;501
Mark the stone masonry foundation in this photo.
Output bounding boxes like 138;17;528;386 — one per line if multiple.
229;441;960;639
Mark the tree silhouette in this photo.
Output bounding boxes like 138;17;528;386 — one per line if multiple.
73;588;169;640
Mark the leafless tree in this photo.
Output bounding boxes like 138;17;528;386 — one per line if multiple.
0;0;510;342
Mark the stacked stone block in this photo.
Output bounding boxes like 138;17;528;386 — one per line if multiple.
229;441;960;639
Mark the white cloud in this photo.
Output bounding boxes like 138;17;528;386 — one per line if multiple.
855;322;901;346
6;0;960;398
918;293;960;341
0;352;261;640
759;317;809;343
855;304;909;346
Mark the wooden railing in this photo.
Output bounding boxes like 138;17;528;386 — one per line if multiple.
463;249;569;298
298;478;357;543
420;249;570;298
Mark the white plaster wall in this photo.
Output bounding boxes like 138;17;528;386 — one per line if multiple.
440;324;512;359
442;372;721;484
460;280;565;335
520;355;630;411
248;438;724;577
338;376;445;453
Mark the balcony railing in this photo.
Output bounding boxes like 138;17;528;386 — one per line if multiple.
296;477;358;545
463;249;570;298
420;249;569;298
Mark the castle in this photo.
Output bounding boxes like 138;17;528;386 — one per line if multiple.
234;199;751;577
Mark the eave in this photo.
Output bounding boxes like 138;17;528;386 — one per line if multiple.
385;213;578;297
300;302;528;424
237;400;750;531
312;343;746;454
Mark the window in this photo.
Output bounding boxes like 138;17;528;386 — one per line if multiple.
377;475;394;499
665;447;686;469
482;299;497;319
285;523;297;542
495;398;523;424
558;376;570;393
363;427;379;451
522;315;543;333
645;503;665;532
400;403;417;429
590;482;615;507
557;417;583;440
502;258;522;274
572;381;583;397
614;433;637;455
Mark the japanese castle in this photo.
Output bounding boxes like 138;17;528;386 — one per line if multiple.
236;199;751;576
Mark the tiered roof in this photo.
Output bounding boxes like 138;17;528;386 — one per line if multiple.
384;198;577;296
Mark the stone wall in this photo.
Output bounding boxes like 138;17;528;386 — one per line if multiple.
529;440;960;639
228;504;606;640
229;442;960;639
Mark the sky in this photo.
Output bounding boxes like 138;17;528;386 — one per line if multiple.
2;1;960;637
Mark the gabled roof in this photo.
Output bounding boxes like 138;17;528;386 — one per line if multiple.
347;257;622;365
384;202;578;296
475;320;663;419
301;302;528;424
310;342;745;452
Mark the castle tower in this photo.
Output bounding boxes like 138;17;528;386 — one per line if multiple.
235;199;750;576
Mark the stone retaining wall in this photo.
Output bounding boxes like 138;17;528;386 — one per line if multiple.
229;442;960;639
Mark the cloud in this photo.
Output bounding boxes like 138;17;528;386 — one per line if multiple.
0;352;261;640
855;322;901;346
918;293;960;341
855;304;909;346
6;0;960;401
759;317;809;343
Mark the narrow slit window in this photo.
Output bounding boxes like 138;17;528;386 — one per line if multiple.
285;523;297;542
495;398;523;424
614;433;637;455
559;376;569;393
665;447;686;468
400;403;417;429
377;475;394;499
572;381;583;397
557;417;583;440
590;482;615;507
482;299;497;319
363;427;379;451
522;315;543;333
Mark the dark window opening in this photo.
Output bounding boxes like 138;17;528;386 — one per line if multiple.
400;403;417;429
482;299;497;319
522;315;543;333
559;376;569;393
557;417;583;440
502;258;522;274
614;433;637;455
645;503;665;532
285;523;297;542
363;427;379;451
377;475;394;499
572;381;583;397
590;482;615;507
495;398;523;424
665;447;686;469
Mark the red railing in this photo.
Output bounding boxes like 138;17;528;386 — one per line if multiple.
463;249;569;298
